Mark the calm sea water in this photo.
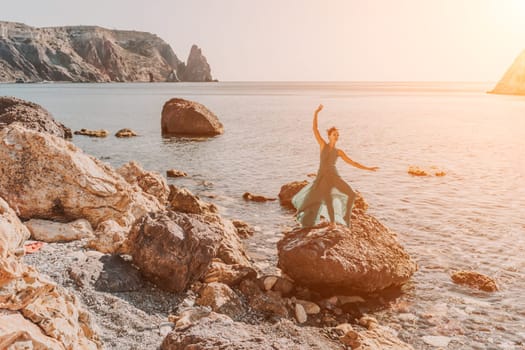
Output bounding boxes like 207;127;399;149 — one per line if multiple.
2;82;524;349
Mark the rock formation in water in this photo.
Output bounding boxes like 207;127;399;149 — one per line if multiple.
0;96;72;138
0;21;214;82
161;98;224;136
490;50;525;95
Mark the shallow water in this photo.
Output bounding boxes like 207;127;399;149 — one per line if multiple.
2;81;525;349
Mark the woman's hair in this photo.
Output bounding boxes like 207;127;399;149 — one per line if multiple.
327;126;338;136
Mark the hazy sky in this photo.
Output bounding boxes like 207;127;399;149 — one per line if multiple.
2;0;525;81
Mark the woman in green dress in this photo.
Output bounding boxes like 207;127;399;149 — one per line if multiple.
292;104;378;228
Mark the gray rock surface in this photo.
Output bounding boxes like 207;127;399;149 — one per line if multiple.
161;98;224;136
127;211;221;292
0;21;213;82
0;96;71;138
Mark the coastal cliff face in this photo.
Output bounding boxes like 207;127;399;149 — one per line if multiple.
0;21;213;82
490;50;525;95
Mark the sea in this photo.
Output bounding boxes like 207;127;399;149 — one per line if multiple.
1;81;524;349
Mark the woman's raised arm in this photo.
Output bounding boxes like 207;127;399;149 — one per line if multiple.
313;104;326;147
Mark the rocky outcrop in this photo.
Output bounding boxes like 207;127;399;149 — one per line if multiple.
178;44;213;82
279;180;308;209
451;270;499;292
114;128;137;137
25;218;93;243
0;197;101;349
74;128;108;137
127;211;222;292
490;50;525;95
277;213;417;293
0;21;214;82
0;96;71;138
0;125;163;253
161;98;224;136
162;308;344;350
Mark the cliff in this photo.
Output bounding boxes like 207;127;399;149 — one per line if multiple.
490;50;525;95
0;21;214;83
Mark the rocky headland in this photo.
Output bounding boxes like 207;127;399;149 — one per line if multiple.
490;49;525;95
0;99;421;349
0;21;214;83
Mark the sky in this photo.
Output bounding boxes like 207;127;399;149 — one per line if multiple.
2;0;525;81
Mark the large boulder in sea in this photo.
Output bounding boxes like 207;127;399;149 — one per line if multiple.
127;211;222;292
161;98;223;136
490;49;525;95
0;124;163;253
0;196;101;349
0;96;72;138
277;212;417;294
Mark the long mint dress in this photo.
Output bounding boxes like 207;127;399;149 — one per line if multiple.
292;143;356;227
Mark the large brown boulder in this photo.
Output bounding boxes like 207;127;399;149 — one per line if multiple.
0;96;72;138
161;98;223;136
0;196;101;349
277;212;417;294
0;125;163;253
127;211;222;292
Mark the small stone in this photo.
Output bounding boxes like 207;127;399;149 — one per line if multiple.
296;299;321;314
74;128;108;137
451;270;499;292
242;192;277;202
422;335;453;347
359;315;379;330
339;330;360;347
295;303;307;324
263;276;278;291
159;322;174;336
398;313;419;323
335;323;354;334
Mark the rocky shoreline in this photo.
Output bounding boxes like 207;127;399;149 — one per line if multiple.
5;96;507;349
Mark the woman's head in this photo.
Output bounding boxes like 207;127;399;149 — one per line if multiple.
327;127;339;143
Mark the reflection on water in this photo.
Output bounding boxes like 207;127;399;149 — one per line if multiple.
2;82;525;349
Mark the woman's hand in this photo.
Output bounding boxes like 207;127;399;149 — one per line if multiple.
315;104;324;113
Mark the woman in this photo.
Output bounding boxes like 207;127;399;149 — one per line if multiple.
292;104;378;228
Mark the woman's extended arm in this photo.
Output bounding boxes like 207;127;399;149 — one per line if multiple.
313;104;326;147
337;149;379;171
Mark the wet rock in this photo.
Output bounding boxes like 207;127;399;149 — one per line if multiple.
115;128;137;137
161;98;223;136
201;259;256;286
74;128;108;137
127;211;221;292
195;282;244;319
68;253;144;292
0;96;71;138
118;161;169;205
25;218;93;243
0;196;101;349
166;169;187;178
277;214;417;293
278;180;308;209
232;219;254;238
162;310;343;349
451;270;499;292
242;192;277;202
0;125;163;253
408;166;429;176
